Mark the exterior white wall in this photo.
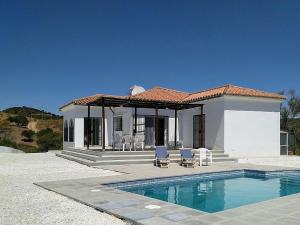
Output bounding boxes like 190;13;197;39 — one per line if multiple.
61;95;281;156
179;108;195;147
202;98;225;150
180;96;281;157
61;105;112;149
74;118;84;148
61;105;179;149
180;98;224;149
61;105;76;149
223;96;281;157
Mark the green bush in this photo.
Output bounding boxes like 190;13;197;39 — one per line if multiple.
21;130;35;141
8;115;29;127
0;138;18;149
17;144;38;153
37;128;62;151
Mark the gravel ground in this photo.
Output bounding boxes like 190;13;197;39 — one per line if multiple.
0;152;127;225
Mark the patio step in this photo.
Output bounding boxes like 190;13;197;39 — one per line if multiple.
92;157;236;166
57;148;236;166
100;153;229;161
61;150;101;162
65;148;103;157
56;153;94;166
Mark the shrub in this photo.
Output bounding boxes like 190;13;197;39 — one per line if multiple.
0;138;18;149
17;144;38;153
21;130;35;141
8;115;29;127
37;128;62;151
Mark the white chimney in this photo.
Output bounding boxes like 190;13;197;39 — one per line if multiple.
130;85;145;96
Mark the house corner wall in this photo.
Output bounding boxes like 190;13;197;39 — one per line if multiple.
223;96;281;158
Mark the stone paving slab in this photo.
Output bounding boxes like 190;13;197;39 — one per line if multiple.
35;163;300;225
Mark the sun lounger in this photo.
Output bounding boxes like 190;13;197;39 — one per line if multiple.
180;148;196;168
154;146;170;168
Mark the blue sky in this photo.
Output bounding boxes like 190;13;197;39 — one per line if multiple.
1;0;300;114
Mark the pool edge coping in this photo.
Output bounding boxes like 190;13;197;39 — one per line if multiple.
35;167;300;225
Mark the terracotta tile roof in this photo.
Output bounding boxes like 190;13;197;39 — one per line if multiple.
60;94;127;109
73;94;104;105
60;84;285;110
183;84;285;102
130;86;190;102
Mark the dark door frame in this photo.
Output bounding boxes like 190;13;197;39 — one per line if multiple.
193;114;205;148
156;117;165;145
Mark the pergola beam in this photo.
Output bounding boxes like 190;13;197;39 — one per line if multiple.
155;107;158;146
134;107;137;136
200;105;205;148
174;109;177;149
102;98;105;150
92;97;203;110
87;104;90;150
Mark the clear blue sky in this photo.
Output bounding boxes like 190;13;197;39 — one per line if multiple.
1;0;300;114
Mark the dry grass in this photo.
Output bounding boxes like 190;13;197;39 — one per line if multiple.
0;112;63;151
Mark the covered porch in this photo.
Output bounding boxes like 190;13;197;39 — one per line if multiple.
83;96;205;151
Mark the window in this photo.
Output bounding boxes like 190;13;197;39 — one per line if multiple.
69;119;74;142
114;116;122;131
64;120;68;142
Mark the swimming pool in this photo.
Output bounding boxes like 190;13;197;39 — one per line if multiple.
109;170;300;213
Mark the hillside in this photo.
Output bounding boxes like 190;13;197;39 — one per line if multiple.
0;107;63;152
3;106;61;119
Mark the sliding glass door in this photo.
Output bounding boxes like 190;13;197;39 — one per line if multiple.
84;117;102;146
144;116;167;147
145;117;155;146
193;115;205;148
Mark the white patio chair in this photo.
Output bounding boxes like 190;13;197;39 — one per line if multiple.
133;134;144;151
168;140;183;149
122;135;132;151
113;133;123;150
197;148;212;166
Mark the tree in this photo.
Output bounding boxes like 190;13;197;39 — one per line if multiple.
8;115;29;127
280;89;300;154
21;130;35;141
37;128;62;151
287;89;300;119
280;106;289;131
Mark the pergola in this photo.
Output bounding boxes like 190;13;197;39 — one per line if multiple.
85;96;204;150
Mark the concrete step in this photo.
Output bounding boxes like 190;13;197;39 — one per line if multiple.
213;158;237;162
66;149;103;157
57;152;236;166
65;148;225;155
57;148;235;166
92;159;155;166
101;153;229;161
56;153;94;166
62;150;101;162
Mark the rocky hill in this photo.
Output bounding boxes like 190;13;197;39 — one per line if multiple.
3;106;61;119
0;107;63;152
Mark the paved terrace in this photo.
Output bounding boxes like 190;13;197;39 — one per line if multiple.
36;163;300;225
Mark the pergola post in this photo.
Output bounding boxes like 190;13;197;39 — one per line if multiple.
134;107;137;136
87;104;90;150
155;107;158;146
174;109;177;149
200;105;205;148
102;100;106;150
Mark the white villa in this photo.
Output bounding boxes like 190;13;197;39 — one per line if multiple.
60;84;285;158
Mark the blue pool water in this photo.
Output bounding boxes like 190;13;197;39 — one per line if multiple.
111;170;300;213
